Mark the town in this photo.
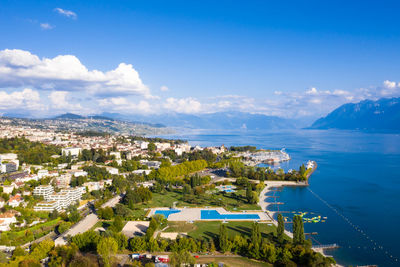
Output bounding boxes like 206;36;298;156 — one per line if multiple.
0;122;332;267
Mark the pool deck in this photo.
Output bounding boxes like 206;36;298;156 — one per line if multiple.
148;207;270;221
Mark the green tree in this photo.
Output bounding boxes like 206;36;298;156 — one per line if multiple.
219;224;228;253
170;250;195;267
97;237;118;267
111;216;124;232
293;215;305;245
147;143;156;152
277;213;285;243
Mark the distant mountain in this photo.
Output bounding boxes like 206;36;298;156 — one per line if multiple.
54;113;85;120
310;97;400;131
101;111;299;130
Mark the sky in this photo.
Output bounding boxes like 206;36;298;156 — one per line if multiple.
1;0;400;119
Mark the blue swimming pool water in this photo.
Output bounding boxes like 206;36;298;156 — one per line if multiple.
155;209;181;218
224;189;234;193
201;210;260;220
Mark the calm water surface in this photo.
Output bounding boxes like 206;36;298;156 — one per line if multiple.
158;129;400;266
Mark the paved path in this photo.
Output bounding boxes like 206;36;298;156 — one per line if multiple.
54;195;121;246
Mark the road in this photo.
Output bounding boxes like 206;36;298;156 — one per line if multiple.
54;195;122;246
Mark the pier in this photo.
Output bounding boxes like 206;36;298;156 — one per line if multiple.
312;244;339;250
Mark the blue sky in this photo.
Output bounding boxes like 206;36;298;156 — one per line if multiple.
1;0;400;118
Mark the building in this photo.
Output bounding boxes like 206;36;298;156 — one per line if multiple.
34;201;61;212
33;185;54;199
7;194;24;207
55;174;72;188
135;141;149;150
45;187;85;210
2;185;14;194
140;160;161;169
0;162;17;173
132;169;152;175
155;142;171;151
0;210;18;231
62;147;82;158
71;170;88;177
104;166;119;175
109;151;121;160
37;169;49;179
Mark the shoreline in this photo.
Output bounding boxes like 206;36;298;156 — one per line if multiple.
258;179;342;266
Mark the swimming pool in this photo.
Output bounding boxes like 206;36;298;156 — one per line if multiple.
155;209;181;218
201;210;260;220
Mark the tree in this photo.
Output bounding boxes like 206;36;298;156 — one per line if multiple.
251;222;261;246
97;237;118;267
219;224;228;253
110;216;124;232
170;250;195;267
147;142;156;152
277;213;285;243
293;215;305;245
49;209;59;220
57;221;72;234
129;237;147;252
12;246;26;259
98;207;114;220
250;222;262;259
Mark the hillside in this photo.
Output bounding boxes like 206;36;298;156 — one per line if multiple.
101;111;299;130
310;97;400;131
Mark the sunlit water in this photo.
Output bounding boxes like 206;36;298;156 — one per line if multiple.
157;129;400;266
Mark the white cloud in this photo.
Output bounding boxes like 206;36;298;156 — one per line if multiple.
49;91;82;112
40;23;54;30
160;85;169;92
0;49;151;97
54;8;77;19
164;97;202;114
99;97;153;114
0;88;44;110
383;80;397;89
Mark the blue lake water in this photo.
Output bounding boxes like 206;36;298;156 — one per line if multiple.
158;129;400;266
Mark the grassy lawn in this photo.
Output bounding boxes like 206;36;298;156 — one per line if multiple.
164;221;197;233
195;256;272;267
136;189;261;211
162;221;277;242
13;218;61;237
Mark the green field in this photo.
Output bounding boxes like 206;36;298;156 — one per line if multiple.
164;221;278;242
136;189;261;211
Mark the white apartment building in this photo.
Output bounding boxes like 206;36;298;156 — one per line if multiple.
0;211;18;231
2;185;14;194
37;169;49;179
33;185;54;199
71;170;88;177
34;201;61;212
62;147;82;158
34;186;85;211
109;151;121;160
155;142;171;151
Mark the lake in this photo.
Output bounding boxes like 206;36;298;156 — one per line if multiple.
159;129;400;266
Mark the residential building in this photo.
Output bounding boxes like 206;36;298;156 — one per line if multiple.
2;185;14;194
33;185;54;199
62;147;82;158
34;201;61;212
0;210;18;231
8;194;24;207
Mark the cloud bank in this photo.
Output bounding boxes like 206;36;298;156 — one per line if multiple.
0;48;400;118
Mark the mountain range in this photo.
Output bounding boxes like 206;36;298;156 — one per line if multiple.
99;111;301;130
310;97;400;131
